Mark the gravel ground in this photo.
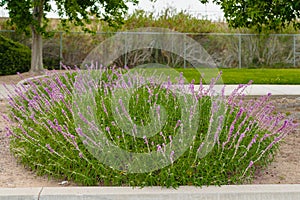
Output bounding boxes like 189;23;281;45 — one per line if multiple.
252;96;300;184
0;72;299;187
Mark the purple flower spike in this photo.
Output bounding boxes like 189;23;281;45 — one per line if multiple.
170;150;175;164
175;120;181;129
157;145;162;152
143;135;148;145
46;144;54;153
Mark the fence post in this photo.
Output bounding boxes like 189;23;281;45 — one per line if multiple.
293;34;296;67
59;31;63;70
238;34;242;69
124;32;127;68
183;35;186;69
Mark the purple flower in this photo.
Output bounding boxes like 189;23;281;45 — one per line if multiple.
47;119;56;130
157;145;162;152
189;80;195;94
248;161;254;168
170;150;175;163
197;142;204;153
237;108;244;117
29;112;35;120
169;135;173;144
5;127;14;137
175;120;181;129
242;160;255;178
156;105;161;118
214;116;224;143
2;114;12;123
237;133;245;143
277;120;288;132
143;135;148;145
46;144;54;153
247;134;258;150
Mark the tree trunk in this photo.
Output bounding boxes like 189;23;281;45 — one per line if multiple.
30;30;44;73
30;0;44;74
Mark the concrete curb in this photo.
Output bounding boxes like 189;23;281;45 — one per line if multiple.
0;185;300;200
0;187;41;200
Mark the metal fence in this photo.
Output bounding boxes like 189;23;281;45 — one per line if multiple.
1;30;300;69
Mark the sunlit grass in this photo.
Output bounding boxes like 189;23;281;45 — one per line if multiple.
174;68;300;84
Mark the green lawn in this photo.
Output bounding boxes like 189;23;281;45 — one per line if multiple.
173;68;300;84
30;68;300;85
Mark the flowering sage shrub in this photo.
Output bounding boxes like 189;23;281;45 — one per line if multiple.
4;68;297;187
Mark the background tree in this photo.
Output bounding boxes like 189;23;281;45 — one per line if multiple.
200;0;300;32
0;0;139;73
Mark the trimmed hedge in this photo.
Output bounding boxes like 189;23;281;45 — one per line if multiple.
0;34;31;75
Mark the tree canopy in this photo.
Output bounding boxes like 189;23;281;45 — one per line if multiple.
0;0;139;72
0;0;139;34
200;0;300;32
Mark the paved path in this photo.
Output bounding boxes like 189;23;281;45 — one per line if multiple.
1;84;299;100
222;85;300;96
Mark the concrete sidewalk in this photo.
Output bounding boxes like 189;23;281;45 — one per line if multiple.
220;84;300;96
1;84;300;100
0;185;300;200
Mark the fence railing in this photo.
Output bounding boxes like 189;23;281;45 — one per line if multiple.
1;30;300;69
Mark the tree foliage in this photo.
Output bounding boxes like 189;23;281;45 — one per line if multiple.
0;0;139;34
0;0;139;72
200;0;300;32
